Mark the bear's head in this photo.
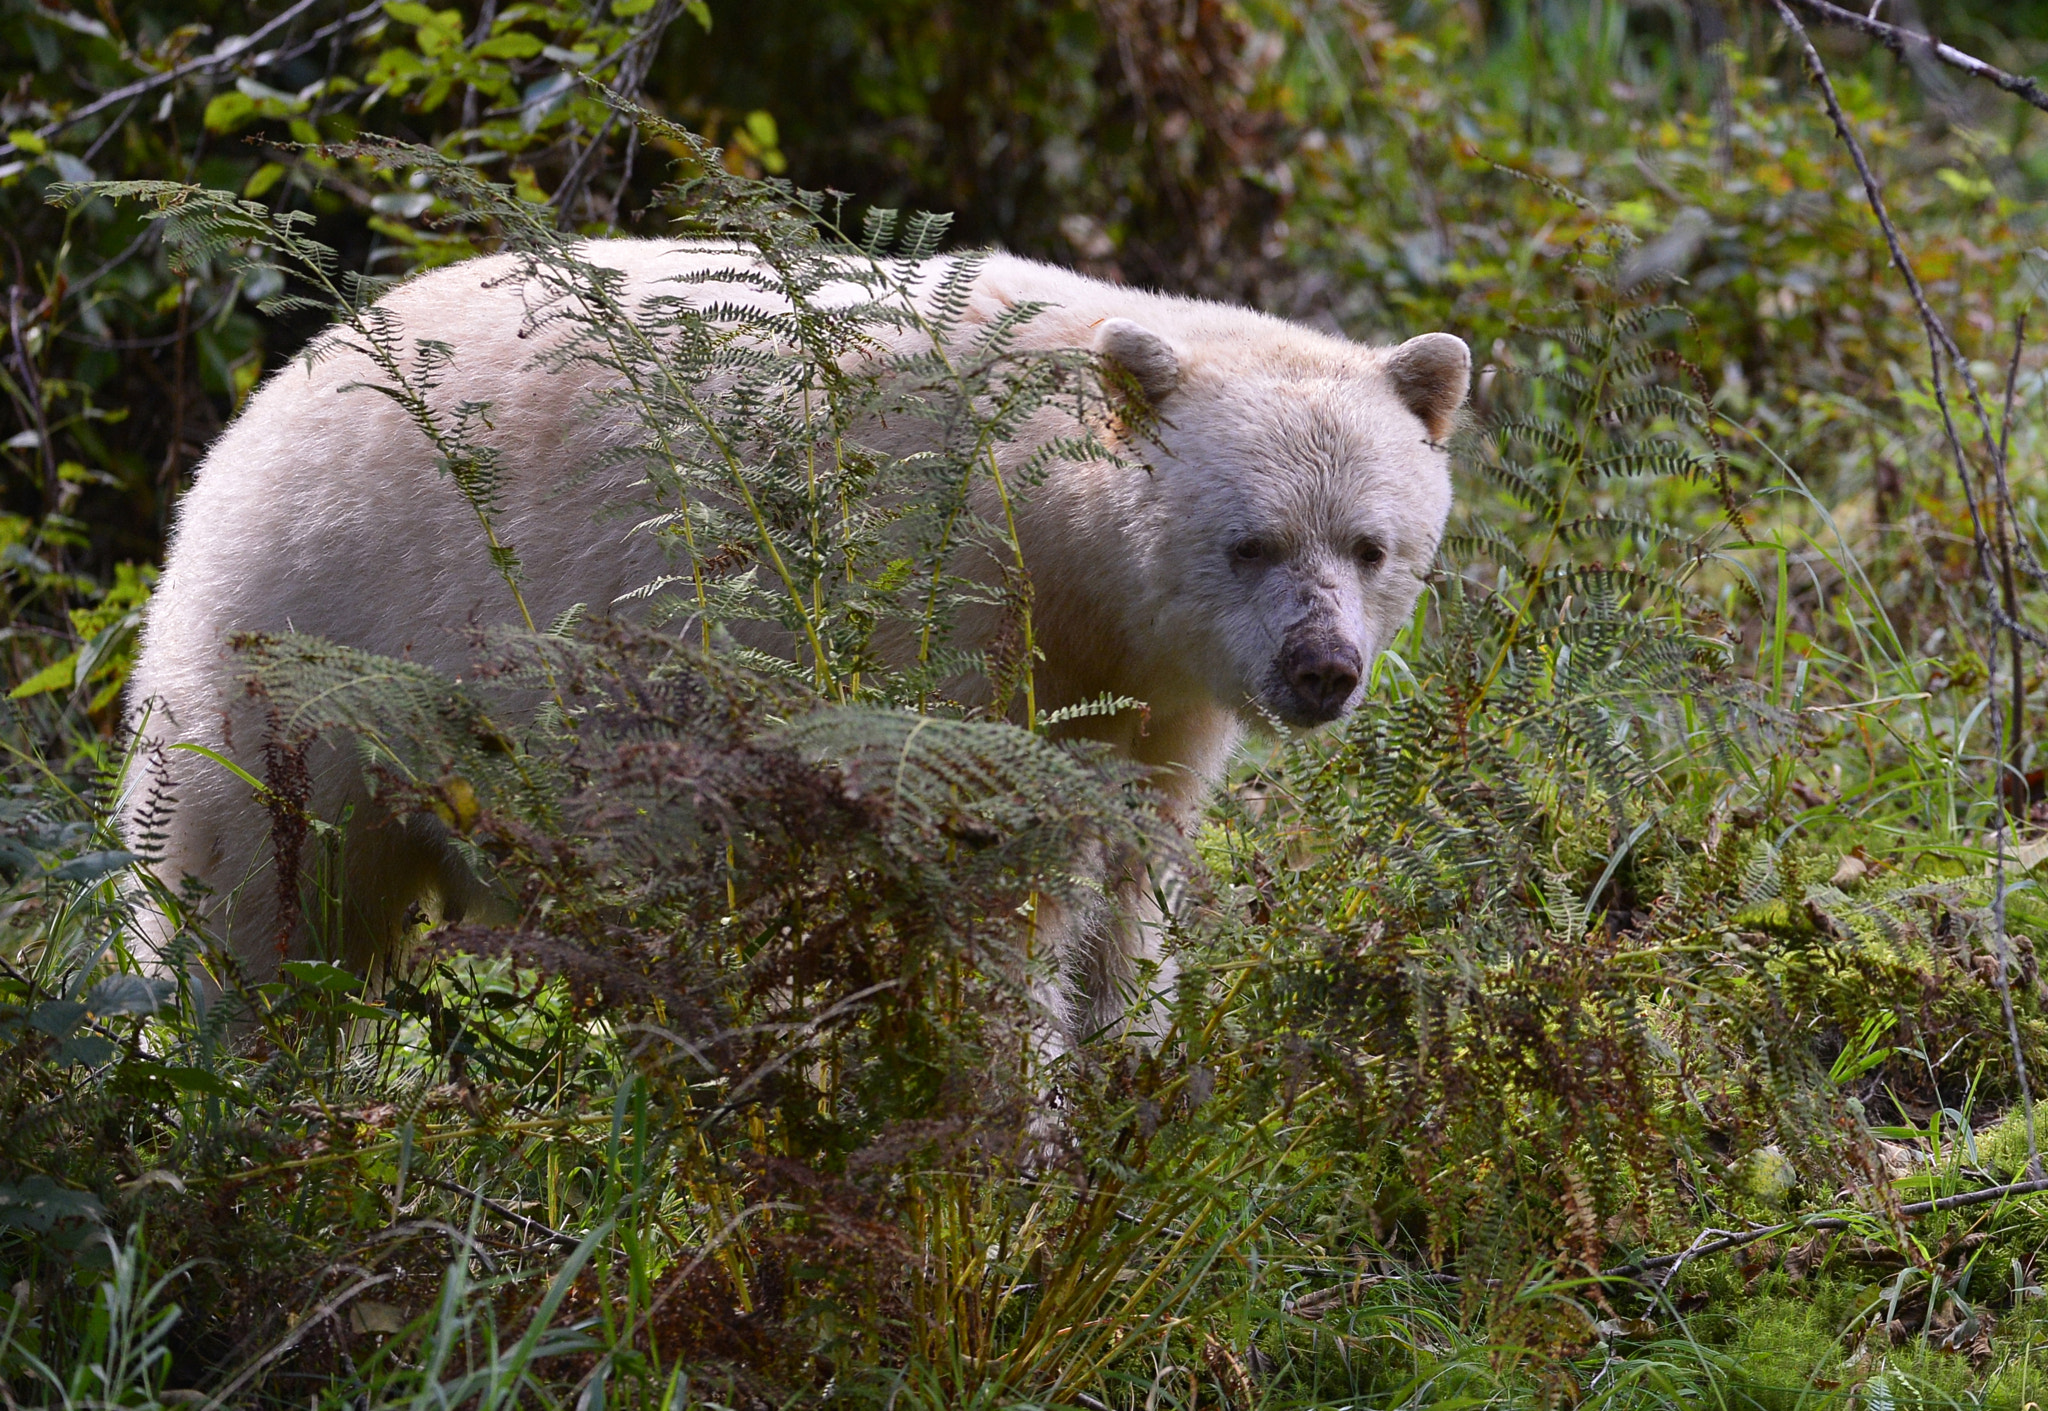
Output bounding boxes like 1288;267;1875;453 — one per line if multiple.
1096;317;1467;731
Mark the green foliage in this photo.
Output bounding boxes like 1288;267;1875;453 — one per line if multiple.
6;0;2048;1406
1194;255;1855;1330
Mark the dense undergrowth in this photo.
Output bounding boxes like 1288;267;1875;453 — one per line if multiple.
6;0;2048;1406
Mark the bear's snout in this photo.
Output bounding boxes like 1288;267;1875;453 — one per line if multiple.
1277;637;1362;725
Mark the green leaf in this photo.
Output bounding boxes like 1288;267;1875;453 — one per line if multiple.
33;7;108;37
383;1;439;22
0;1177;105;1232
242;162;287;200
684;0;711;29
202;90;257;135
1935;167;1994;202
168;741;266;793
84;974;175;1017
55;1034;116;1068
0;837;40;880
48;849;138;883
367;47;428;84
1829;1008;1898;1085
161;1065;250;1102
235;76;306;110
281;959;363;994
474;31;544;57
8;650;78;699
29;1000;86;1038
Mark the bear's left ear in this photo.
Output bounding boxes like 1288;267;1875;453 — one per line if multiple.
1383;332;1470;440
1094;318;1181;405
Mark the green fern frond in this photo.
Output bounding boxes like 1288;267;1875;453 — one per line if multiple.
1495;417;1583;463
1469;456;1556;511
1553;510;1711;563
1442;527;1533;574
1588;448;1718;481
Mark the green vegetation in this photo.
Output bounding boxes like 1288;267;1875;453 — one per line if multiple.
6;0;2048;1405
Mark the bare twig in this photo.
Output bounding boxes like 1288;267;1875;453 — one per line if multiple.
65;223;161;301
258;2;388;97
1612;1174;2048;1279
419;1174;581;1251
460;0;501;131
0;0;382;165
550;0;679;228
550;110;620;229
77;97;141;167
1781;0;2048;113
615;122;640;225
355;1217;501;1274
161;277;190;487
1774;0;2044;1179
1283;1269;1462;1318
1999;314;2028;788
6;285;59;518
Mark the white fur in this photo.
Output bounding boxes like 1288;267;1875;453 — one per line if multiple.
122;242;1464;1033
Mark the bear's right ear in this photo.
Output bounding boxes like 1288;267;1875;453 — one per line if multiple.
1383;332;1471;440
1094;318;1181;405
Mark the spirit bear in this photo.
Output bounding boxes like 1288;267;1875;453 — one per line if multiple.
122;242;1467;1039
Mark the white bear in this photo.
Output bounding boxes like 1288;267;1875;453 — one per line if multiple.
120;242;1466;1040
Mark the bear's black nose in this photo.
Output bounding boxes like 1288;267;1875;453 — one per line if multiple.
1283;641;1362;722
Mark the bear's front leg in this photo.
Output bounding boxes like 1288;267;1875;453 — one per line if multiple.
1032;841;1181;1059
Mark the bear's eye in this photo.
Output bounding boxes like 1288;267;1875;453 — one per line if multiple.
1354;538;1387;569
1230;536;1273;565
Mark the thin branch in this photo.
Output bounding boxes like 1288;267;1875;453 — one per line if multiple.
1998;314;2029;793
1776;7;1999;457
0;0;380;165
1612;1174;2048;1279
241;1;390;89
6;286;58;509
2000;314;2025;509
1781;0;2048;113
549;0;680;229
354;1217;502;1274
418;1174;581;1251
549;110;619;229
78;97;141;167
1773;0;2044;1178
615;122;640;226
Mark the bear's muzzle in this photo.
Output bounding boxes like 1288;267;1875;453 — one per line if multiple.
1272;635;1362;726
